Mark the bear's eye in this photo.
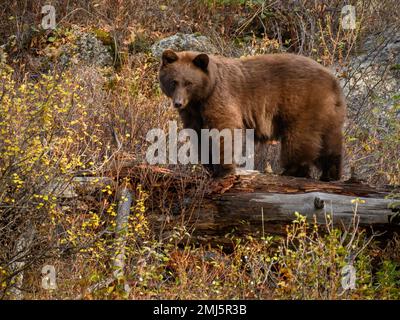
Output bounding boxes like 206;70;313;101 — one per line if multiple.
170;80;178;89
184;81;192;87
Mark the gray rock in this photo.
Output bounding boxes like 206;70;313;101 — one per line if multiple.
74;32;113;67
337;28;400;182
59;29;113;68
339;29;400;118
151;33;218;58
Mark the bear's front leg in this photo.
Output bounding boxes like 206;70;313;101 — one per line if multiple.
201;103;244;178
204;126;242;177
200;127;236;178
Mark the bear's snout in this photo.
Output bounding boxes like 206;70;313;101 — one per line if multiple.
174;101;183;109
172;95;187;109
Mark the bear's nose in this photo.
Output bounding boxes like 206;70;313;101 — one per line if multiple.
174;102;182;109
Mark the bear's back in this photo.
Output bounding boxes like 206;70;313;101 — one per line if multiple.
212;53;334;84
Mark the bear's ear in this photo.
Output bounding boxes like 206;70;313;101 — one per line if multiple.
162;49;178;65
193;53;209;72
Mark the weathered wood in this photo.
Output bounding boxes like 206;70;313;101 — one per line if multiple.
112;164;395;198
148;193;398;244
75;187;132;299
9;227;36;299
66;165;399;243
131;167;399;242
114;187;132;277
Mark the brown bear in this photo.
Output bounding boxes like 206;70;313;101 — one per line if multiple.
159;49;346;181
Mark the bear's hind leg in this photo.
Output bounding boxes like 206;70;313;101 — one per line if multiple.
316;129;343;181
279;124;324;179
317;153;342;181
280;133;318;179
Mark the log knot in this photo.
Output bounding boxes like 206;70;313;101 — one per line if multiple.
314;196;325;209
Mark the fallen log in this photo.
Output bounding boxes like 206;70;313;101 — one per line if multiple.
65;165;400;244
140;170;399;244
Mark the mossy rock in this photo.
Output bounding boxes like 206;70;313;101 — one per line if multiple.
92;28;113;46
150;33;219;58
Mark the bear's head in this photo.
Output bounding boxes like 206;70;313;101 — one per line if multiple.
159;49;215;110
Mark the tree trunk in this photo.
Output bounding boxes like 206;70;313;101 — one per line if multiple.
69;165;399;245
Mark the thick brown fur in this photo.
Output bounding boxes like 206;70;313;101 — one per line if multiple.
159;49;346;181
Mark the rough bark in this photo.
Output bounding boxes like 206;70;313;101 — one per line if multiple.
66;166;399;245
